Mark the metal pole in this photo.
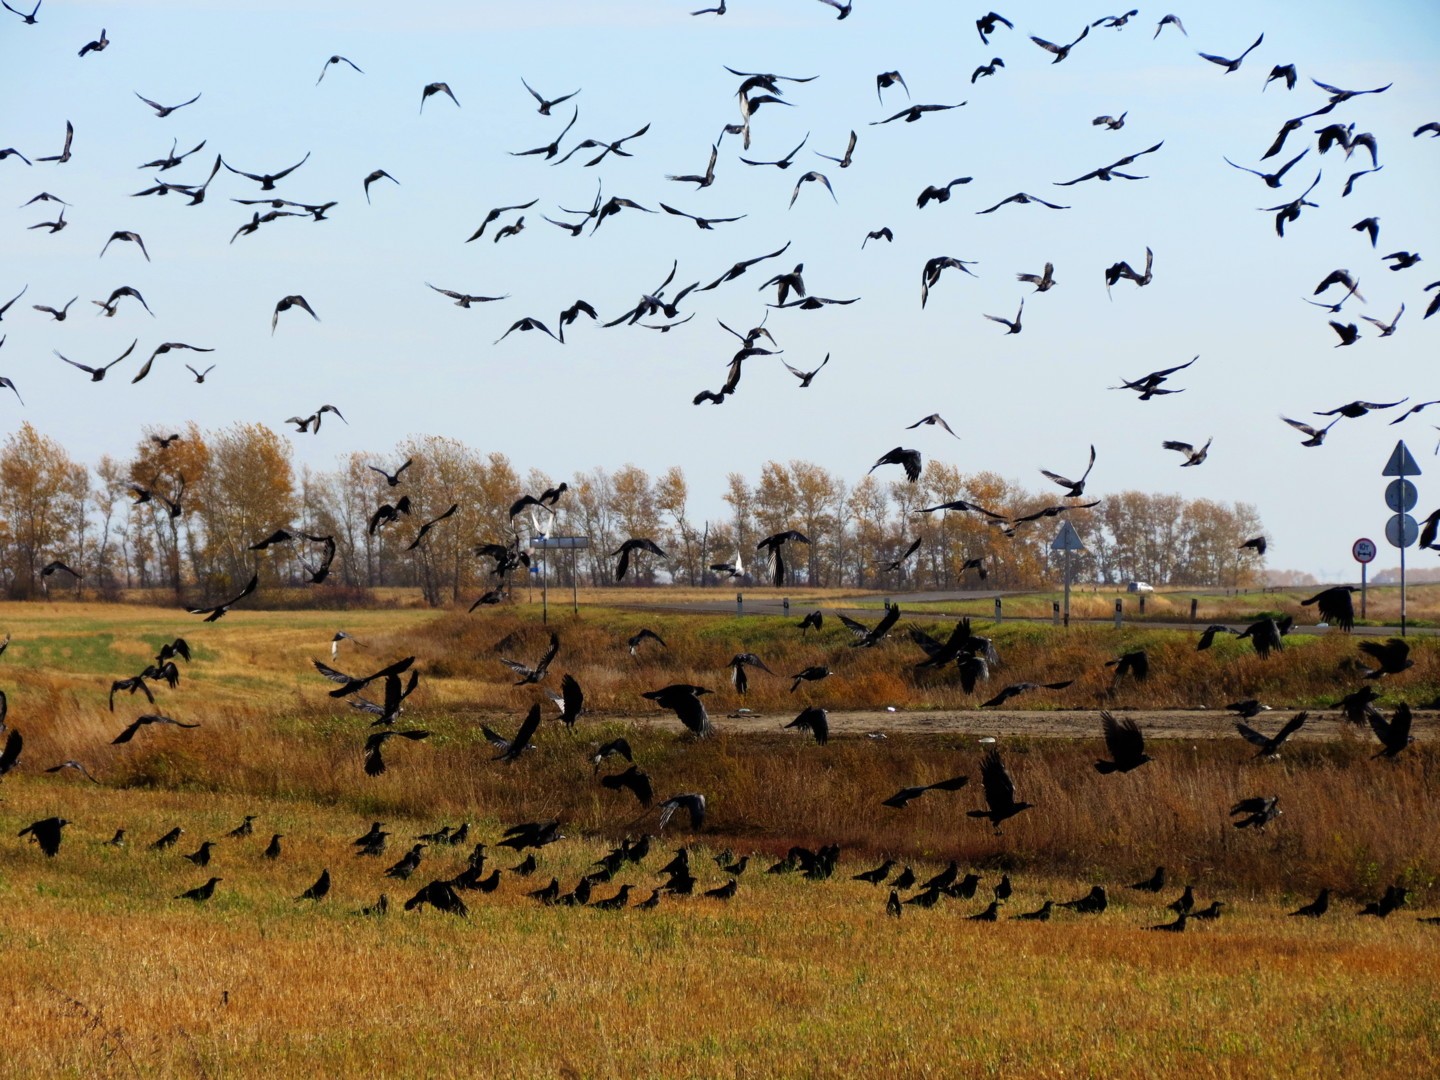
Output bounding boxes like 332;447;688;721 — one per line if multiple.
1401;543;1407;638
1063;548;1072;628
541;554;548;625
572;547;579;615
1114;599;1123;629
1052;601;1060;626
1189;597;1198;624
994;597;1002;624
1360;562;1367;619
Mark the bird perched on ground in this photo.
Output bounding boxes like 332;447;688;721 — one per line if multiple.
1236;713;1308;758
1058;886;1107;914
1128;867;1166;892
967;748;1033;832
882;776;968;809
643;685;714;737
1290;889;1331;918
1230;795;1281;829
1094;712;1152;773
1359;885;1408;918
1301;586;1356;631
404;880;468;917
182;841;215;867
18;817;70;857
176;877;221;902
296;869;330;901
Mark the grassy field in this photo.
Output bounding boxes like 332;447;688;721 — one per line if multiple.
1;601;1437;1077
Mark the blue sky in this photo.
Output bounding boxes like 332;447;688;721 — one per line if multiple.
2;0;1438;578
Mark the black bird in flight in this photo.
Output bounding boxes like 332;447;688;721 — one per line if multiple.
100;231;150;262
1224;148;1309;188
872;103;965;125
498;632;559;686
420;82;460;112
862;227;893;248
875;70;908;102
642;685;714;737
1236;712;1308;758
981;680;1074;707
405;503;458;551
490;704;542;763
870;447;922;483
756;530;810;586
1163;438;1212;466
136;91;201;117
363;169;399;203
521;77;578;115
363;729;429;776
36;119;73;163
917;177;972;208
1368;703;1414;759
972;59;1005;83
55;340;135;382
984;298;1024;334
601;764;653;807
658;793;707;831
93;286;154;318
467;200;537;241
1198;33;1264;73
1094;712;1152;773
976;12;1012;44
1230;795;1280;829
785;706;829;745
1030;25;1089;63
611;538;666;581
1358;638;1413;678
316;55;363;84
1041;444;1096;497
2;0;41;23
816;130;857;169
188;575;258;621
1301;585;1356;630
882;776;968;809
1112;356;1194;400
223;152;310;191
977;192;1069;214
112;713;199;744
967;747;1033;833
18;817;69;856
272;294;319;334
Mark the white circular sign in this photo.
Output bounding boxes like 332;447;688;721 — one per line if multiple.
1352;538;1376;563
1385;515;1418;549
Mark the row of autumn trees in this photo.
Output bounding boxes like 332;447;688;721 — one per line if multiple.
0;422;1267;604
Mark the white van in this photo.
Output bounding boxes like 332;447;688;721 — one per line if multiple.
1126;581;1154;594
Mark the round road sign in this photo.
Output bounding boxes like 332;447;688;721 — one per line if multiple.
1385;514;1418;549
1385;479;1418;513
1352;538;1376;563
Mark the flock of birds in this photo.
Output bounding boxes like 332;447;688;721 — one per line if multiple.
0;4;1436;927
1;2;1435;517
0;561;1431;924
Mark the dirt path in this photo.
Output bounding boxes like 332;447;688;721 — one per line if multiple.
690;707;1435;740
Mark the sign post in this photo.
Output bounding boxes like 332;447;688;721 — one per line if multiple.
1352;538;1376;619
1382;441;1421;637
1050;521;1085;627
528;536;591;623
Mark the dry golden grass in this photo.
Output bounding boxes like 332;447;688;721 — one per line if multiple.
1;780;1437;1080
3;602;1438;1077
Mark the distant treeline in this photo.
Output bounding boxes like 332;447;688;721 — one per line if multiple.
0;422;1265;604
